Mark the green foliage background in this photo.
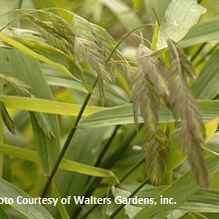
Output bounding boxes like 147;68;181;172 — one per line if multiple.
0;0;219;219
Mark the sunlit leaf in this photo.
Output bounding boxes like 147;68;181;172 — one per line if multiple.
0;32;73;78
0;143;118;182
0;95;103;116
205;118;219;141
181;17;219;47
80;101;219;128
0;102;15;134
157;0;206;49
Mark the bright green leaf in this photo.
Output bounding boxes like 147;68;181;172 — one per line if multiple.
0;95;104;116
0;143;118;182
157;0;206;49
192;49;219;100
205;118;219;141
181;17;219;47
80;101;219;128
144;0;171;24
3;49;61;174
0;32;73;78
0;177;54;219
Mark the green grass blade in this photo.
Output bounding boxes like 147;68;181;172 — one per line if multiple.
0;208;10;219
113;187;219;217
3;49;60;174
0;177;54;219
157;0;206;49
0;143;118;182
0;102;15;134
16;37;82;74
181;17;219;47
181;189;219;213
192;49;219;99
144;0;171;23
0;95;104;116
61;159;118;182
133;156;219;219
51;184;70;219
1;95;218;128
80;100;219;127
0;143;38;163
0;32;73;78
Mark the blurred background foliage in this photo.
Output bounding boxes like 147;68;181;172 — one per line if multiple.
0;0;219;219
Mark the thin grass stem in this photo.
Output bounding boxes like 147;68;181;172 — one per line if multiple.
41;77;98;198
108;178;149;219
106;24;153;64
195;42;219;67
79;157;145;219
191;43;207;62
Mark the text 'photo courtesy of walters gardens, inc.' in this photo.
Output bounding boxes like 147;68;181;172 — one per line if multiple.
0;195;177;207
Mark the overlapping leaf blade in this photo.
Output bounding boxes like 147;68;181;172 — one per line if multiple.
157;0;206;49
192;49;219;99
2;49;60;174
134;156;219;219
0;143;118;181
79;100;219;128
0;177;54;219
181;17;219;47
0;102;15;134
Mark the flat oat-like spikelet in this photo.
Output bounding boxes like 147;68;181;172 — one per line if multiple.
144;131;168;185
167;39;208;187
132;43;169;133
